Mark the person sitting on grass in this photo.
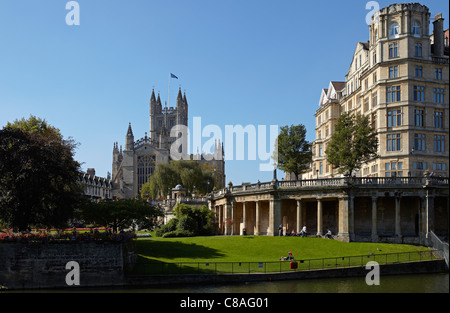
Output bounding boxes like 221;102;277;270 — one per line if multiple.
280;251;294;261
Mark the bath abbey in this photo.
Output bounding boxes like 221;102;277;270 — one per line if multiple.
109;88;225;199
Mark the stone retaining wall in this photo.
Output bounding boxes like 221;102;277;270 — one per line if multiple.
0;241;136;290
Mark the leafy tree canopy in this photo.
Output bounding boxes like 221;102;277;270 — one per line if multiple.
0;116;82;231
77;198;164;232
156;203;215;237
326;112;378;177
141;160;216;199
273;124;312;180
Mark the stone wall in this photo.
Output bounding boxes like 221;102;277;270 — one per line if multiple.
0;241;136;290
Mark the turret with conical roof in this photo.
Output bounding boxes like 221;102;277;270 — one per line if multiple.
125;123;134;150
176;87;188;127
157;92;162;113
149;89;159;142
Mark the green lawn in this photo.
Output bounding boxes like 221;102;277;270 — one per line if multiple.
132;236;434;275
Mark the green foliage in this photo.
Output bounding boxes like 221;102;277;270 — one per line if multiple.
141;160;215;199
6;115;62;140
161;229;194;238
274;124;312;180
156;203;215;237
326;112;378;176
77;199;164;232
0;117;82;231
155;217;179;237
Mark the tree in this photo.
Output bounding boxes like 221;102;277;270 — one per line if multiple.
77;199;164;232
0;116;83;231
156;203;215;237
142;163;178;199
274;124;312;180
141;160;215;199
326;112;378;177
174;203;215;236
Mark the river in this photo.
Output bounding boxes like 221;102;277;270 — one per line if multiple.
5;272;447;293
96;272;449;293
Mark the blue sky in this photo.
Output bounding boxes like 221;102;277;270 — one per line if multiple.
0;0;448;185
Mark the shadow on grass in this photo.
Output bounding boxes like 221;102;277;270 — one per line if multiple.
136;239;226;260
131;239;228;275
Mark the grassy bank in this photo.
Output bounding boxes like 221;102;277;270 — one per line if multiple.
136;235;429;263
131;236;435;275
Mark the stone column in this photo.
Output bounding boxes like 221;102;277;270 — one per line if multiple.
425;191;435;239
219;205;225;235
223;203;229;236
338;196;350;242
268;198;281;236
213;205;218;234
296;199;302;234
317;198;323;236
349;195;355;241
419;196;426;245
230;202;235;236
406;10;411;35
242;202;247;235
255;201;261;236
371;196;378;242
225;201;233;236
395;196;402;241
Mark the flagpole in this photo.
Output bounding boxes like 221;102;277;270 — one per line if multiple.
168;73;171;110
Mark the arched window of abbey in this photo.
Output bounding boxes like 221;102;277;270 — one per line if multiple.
137;155;156;193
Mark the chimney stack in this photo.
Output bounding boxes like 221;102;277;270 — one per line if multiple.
433;13;444;57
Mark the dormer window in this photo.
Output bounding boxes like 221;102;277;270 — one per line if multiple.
412;21;421;37
389;22;400;39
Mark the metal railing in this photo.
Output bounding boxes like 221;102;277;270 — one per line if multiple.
429;231;449;268
128;250;443;275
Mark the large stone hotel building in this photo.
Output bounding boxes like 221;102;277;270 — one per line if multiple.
209;3;448;243
299;3;449;180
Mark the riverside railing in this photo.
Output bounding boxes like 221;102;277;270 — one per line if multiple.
429;231;449;268
129;249;443;275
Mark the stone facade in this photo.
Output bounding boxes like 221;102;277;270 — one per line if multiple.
296;3;449;180
210;4;449;244
78;169;113;200
209;176;449;243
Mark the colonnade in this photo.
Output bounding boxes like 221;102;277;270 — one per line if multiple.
211;190;447;243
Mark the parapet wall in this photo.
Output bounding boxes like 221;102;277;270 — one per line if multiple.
0;241;136;290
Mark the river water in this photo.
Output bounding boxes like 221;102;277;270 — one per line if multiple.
106;273;448;293
5;273;447;293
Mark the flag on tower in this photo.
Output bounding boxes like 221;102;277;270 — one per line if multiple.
170;73;178;79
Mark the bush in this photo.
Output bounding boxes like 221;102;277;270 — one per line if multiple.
155;204;215;237
178;215;197;233
162;230;194;238
156;217;178;237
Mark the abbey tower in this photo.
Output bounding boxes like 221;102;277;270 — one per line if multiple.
111;88;225;199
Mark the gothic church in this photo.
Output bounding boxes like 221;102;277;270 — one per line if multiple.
111;88;225;199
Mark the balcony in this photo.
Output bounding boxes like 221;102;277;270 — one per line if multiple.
432;56;449;64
